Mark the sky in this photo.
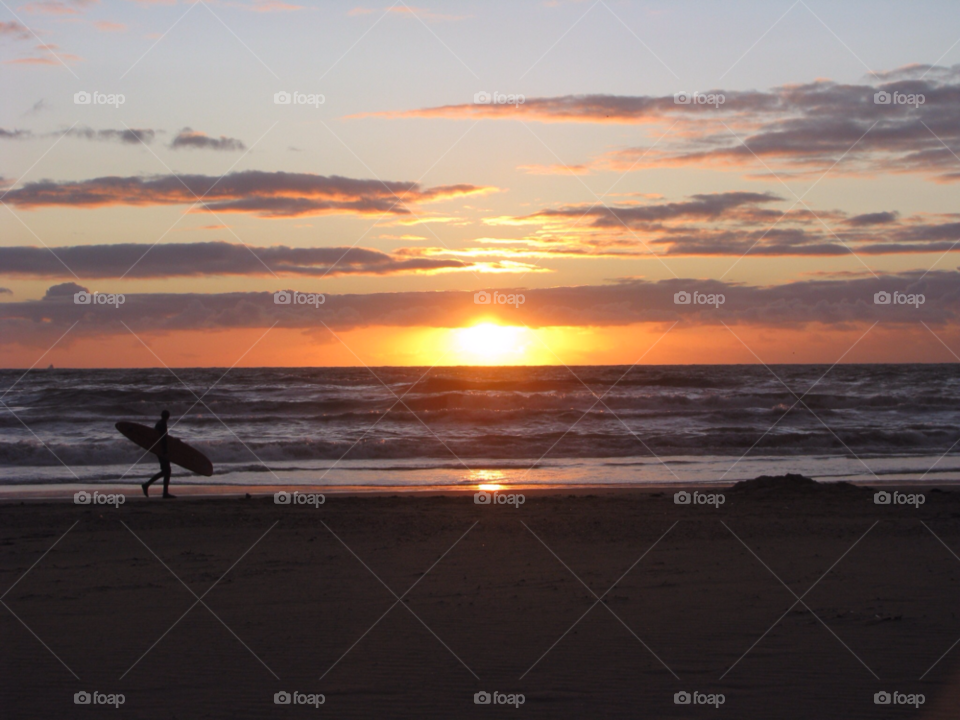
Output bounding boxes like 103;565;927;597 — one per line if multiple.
1;0;960;367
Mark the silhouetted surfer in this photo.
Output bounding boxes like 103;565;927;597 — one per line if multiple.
142;410;175;499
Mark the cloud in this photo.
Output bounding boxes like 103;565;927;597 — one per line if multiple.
0;242;493;278
44;281;86;298
24;99;48;115
844;211;899;226
93;20;126;31
204;0;304;9
532;191;782;226
0;128;32;139
0;287;11;295
0;126;156;144
0;21;32;39
1;170;495;217
20;0;98;14
386;5;469;21
170;128;246;151
366;64;960;183
65;127;156;144
248;0;303;10
2;271;957;349
498;191;960;257
4;42;82;66
518;162;591;176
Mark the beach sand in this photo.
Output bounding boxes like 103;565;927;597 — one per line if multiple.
2;475;960;718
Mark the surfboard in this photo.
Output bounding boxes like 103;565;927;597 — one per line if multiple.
116;421;214;477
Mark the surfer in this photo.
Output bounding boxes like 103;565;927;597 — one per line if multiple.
142;410;175;499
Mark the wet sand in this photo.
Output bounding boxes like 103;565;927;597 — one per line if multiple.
2;475;960;718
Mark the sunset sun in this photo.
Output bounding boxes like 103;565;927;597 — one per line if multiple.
453;323;530;364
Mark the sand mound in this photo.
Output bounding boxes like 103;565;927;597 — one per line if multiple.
728;473;866;497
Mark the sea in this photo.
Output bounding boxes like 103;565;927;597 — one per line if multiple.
2;365;959;493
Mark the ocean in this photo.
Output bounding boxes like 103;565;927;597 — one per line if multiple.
2;365;959;491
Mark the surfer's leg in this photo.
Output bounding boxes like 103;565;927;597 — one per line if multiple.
161;459;175;498
143;470;162;496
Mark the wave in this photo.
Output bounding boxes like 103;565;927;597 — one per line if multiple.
4;365;960;468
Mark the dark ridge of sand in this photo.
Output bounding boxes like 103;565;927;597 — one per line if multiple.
728;473;869;497
2;482;960;719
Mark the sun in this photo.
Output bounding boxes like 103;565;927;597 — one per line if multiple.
452;323;530;364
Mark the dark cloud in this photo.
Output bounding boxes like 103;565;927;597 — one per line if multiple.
510;192;960;257
533;192;782;227
0;242;477;278
0;287;11;295
24;99;48;115
2;272;956;348
1;170;494;217
0;126;156;143
0;21;32;39
65;127;156;144
378;64;960;183
43;281;86;298
844;211;899;226
0;128;31;139
170;128;246;151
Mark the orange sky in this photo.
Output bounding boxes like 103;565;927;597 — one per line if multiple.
2;2;959;366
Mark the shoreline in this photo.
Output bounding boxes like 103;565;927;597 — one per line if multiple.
4;475;960;504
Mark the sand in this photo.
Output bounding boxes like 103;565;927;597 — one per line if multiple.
2;476;960;718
